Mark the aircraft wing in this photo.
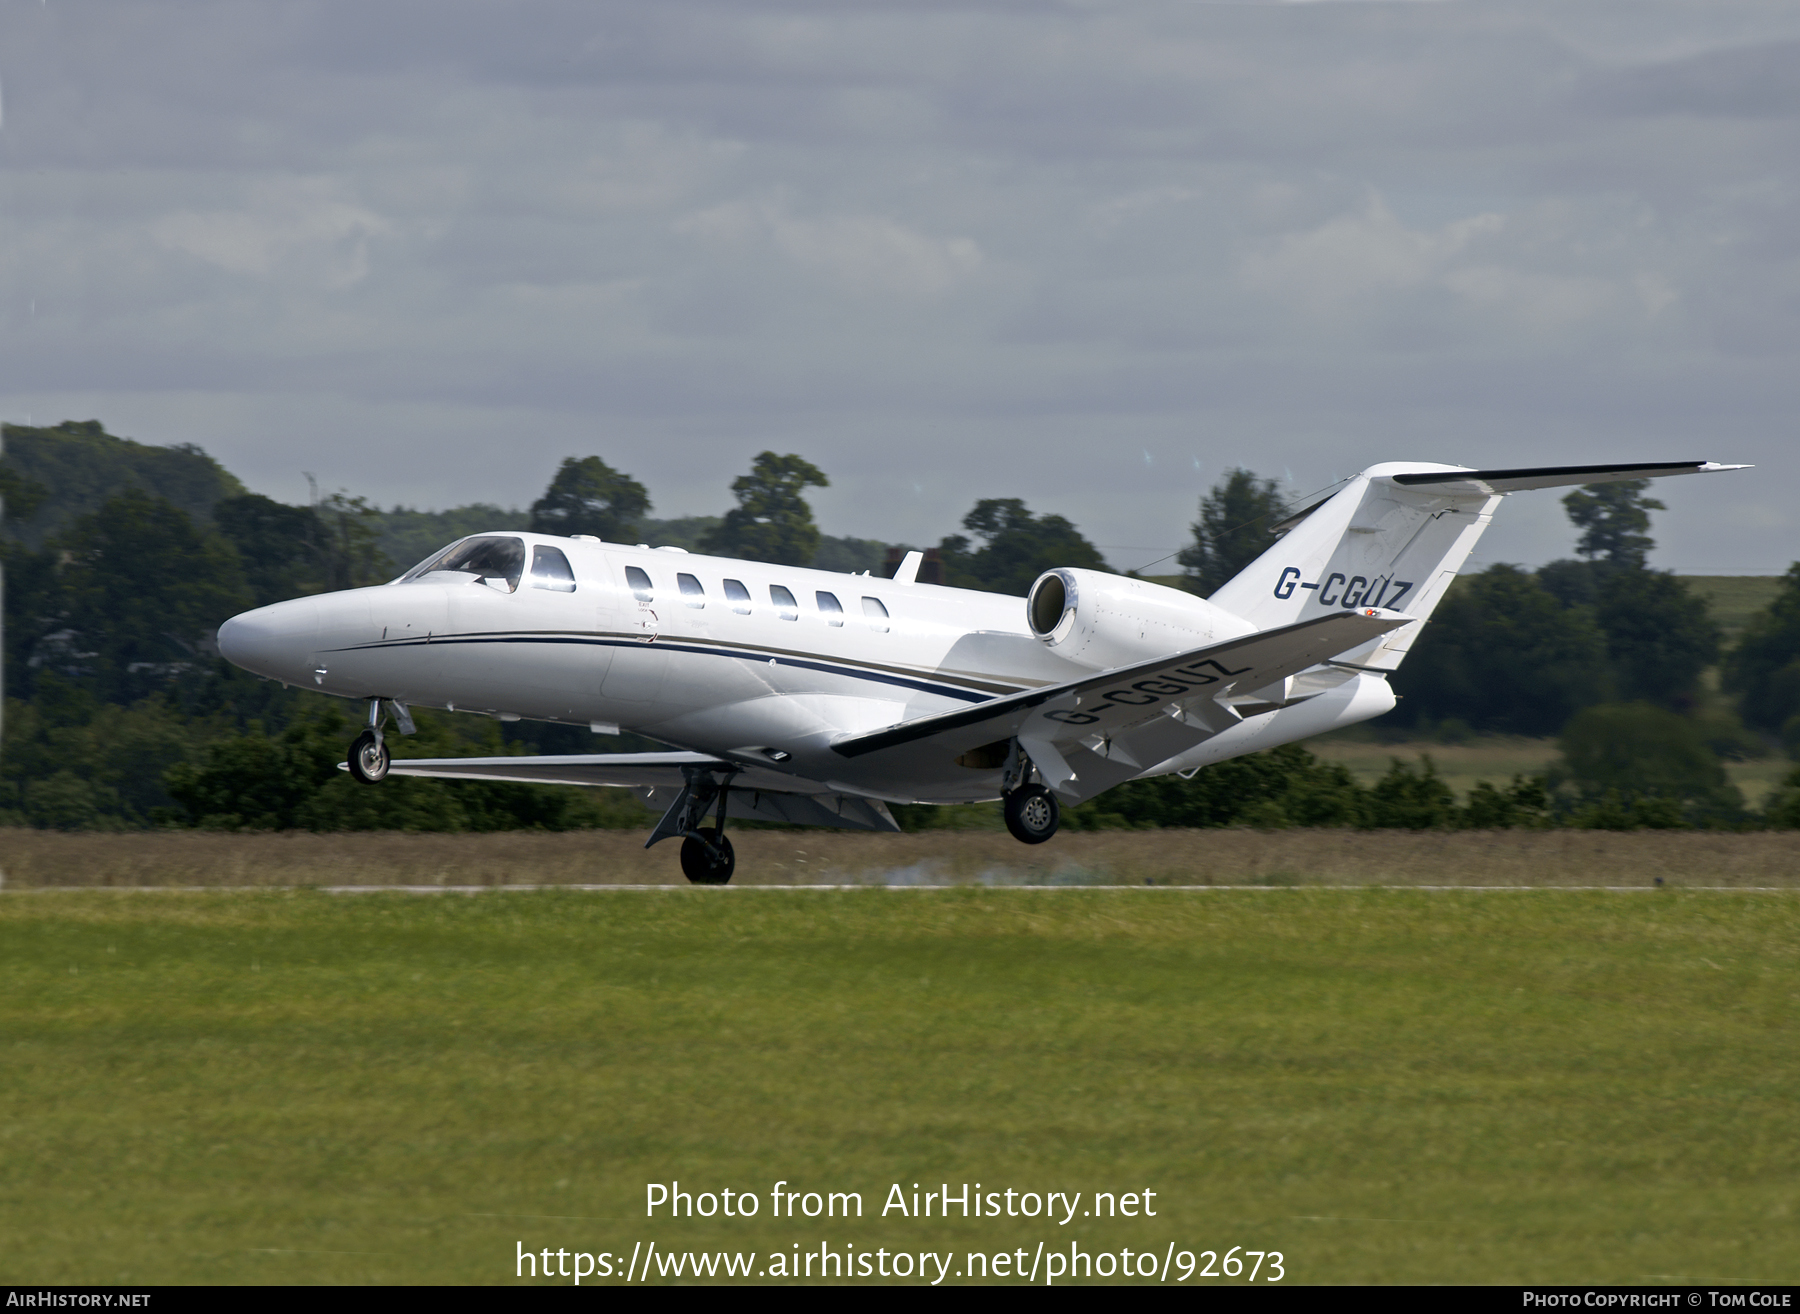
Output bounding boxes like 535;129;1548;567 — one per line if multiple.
829;610;1410;802
379;749;747;789
364;750;901;832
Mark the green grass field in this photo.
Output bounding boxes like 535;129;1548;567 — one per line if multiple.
1310;736;1793;808
4;889;1797;1285
1683;577;1786;643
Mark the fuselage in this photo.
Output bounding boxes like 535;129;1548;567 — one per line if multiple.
220;535;1094;801
218;531;1400;804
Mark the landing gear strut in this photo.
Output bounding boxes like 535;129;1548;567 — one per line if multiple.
347;697;414;784
1000;738;1060;844
647;764;741;884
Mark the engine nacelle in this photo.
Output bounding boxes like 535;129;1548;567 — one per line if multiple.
1026;568;1256;671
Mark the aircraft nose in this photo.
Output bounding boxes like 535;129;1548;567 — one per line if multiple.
217;597;320;681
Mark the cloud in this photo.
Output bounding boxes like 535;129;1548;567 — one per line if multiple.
677;198;982;299
151;179;391;285
0;0;1795;570
1241;194;1506;308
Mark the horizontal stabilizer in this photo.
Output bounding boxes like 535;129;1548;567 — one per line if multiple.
1389;461;1747;496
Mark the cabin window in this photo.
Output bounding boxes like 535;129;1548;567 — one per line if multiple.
816;591;845;627
862;597;890;632
625;566;654;602
678;573;706;609
530;546;577;593
723;579;752;614
770;584;799;621
404;535;525;592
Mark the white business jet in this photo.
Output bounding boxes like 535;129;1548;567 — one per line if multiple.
217;460;1743;883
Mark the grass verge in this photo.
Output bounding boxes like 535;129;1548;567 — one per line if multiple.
3;889;1797;1284
5;827;1800;889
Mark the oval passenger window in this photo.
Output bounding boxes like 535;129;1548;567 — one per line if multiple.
625;566;654;602
770;585;798;621
862;597;889;632
678;573;706;609
815;592;844;627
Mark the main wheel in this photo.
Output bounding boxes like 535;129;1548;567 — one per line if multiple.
1004;784;1060;844
680;827;736;885
348;729;390;784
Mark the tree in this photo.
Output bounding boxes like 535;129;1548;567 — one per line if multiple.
1178;468;1287;596
1563;479;1664;569
1723;562;1800;744
528;456;651;543
812;533;887;574
0;463;49;526
1;419;245;549
56;489;254;703
313;491;392;591
376;503;531;574
214;493;324;606
1593;567;1720;707
1390;564;1612;736
1062;742;1368;830
936;498;1107;596
1556;702;1740;818
699;452;829;566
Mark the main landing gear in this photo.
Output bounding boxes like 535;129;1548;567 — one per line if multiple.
1000;738;1061;845
1004;784;1060;844
346;697;415;784
648;764;741;885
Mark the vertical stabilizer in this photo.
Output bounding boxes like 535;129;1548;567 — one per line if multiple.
1207;462;1504;672
1205;458;1747;673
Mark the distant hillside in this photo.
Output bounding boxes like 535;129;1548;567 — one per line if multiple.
375;504;531;574
1;420;247;549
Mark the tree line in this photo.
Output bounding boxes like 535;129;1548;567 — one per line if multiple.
5;419;1800;832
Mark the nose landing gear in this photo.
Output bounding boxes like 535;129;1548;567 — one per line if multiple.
346;698;415;784
349;729;391;783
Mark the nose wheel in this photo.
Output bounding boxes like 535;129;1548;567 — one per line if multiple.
1004;784;1060;844
679;827;736;885
348;729;390;783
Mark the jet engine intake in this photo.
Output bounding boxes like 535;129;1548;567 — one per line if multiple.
1026;568;1256;671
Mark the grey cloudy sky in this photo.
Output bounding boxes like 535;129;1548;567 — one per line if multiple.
2;0;1796;572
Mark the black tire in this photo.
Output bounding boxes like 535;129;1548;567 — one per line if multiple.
1004;784;1059;845
680;828;736;885
348;729;390;784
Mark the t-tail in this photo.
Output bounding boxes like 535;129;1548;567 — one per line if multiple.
1207;460;1749;673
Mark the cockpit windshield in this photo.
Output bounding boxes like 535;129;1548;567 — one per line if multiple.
402;536;526;591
